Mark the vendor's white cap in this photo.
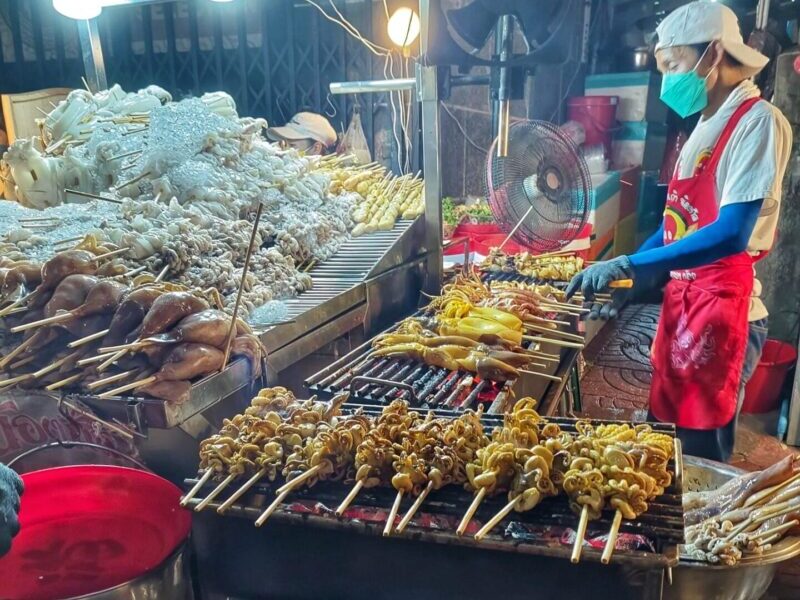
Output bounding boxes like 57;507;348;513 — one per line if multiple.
266;112;337;147
655;1;769;77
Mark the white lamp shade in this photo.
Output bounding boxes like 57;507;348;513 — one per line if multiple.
53;0;102;20
387;8;421;48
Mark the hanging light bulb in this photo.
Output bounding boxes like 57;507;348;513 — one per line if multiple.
387;7;421;48
52;0;102;20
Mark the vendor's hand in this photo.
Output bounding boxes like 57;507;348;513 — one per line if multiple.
0;463;23;557
584;288;632;320
566;255;634;301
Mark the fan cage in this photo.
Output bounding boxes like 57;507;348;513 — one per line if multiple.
486;120;592;253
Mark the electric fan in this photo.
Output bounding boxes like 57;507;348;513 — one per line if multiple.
486;120;591;252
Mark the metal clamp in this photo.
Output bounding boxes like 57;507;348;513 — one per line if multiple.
55;394;142;441
442;236;472;273
349;376;419;404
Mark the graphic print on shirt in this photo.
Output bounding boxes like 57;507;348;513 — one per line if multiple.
670;314;716;370
691;147;713;176
663;195;700;243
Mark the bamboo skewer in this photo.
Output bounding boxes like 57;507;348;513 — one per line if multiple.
97;374;157;399
474;496;519;541
222;201;264;369
68;329;110;348
217;468;268;514
275;464;322;495
45;373;82;391
751;519;799;544
601;510;623;564
254;489;291;527
32;352;79;379
523;323;585;342
155;265;169;282
571;505;590;563
78;351;116;367
181;470;214;507
457;488;487;536
335;480;365;516
86;369;139;391
383;490;404;537
0;295;30;318
93;247;130;261
54;235;85;247
96;349;130;373
0;336;37;369
396;480;434;533
518;369;562;382
744;473;800;508
8;355;37;371
10;311;73;333
64;189;123;204
0;373;34;389
194;474;236;512
522;336;584;350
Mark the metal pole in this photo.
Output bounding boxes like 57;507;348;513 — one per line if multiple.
419;0;442;295
755;0;771;29
496;15;513;158
77;18;108;92
329;78;416;94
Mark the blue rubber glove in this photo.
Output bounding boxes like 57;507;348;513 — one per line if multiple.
566;255;634;300
0;463;23;557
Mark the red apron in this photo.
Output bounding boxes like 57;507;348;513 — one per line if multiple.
649;97;765;430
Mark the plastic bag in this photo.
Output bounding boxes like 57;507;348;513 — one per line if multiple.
337;105;372;165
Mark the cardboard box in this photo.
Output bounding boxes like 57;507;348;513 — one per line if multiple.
614;213;638;257
585;72;667;123
588;170;621;242
635;170;667;248
612;121;668;171
589;228;616;262
618;165;642;221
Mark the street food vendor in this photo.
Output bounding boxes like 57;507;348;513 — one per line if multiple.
0;463;22;556
266;111;338;155
567;1;792;461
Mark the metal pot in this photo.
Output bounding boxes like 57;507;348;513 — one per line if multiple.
618;47;652;72
64;543;193;600
663;456;800;600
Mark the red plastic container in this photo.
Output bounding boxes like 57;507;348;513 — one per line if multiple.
567;95;619;157
742;339;797;414
0;465;191;600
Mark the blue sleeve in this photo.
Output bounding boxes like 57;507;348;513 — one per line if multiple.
637;223;664;252
628;200;763;278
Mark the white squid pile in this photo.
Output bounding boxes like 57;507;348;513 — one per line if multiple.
0;84;377;316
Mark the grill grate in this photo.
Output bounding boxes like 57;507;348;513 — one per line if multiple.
185;408;683;566
306;271;576;411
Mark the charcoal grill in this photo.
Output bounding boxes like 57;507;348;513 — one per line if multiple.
305;267;584;415
184;408;684;573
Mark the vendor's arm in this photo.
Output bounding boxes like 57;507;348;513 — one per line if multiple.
629;200;763;278
637;223;665;252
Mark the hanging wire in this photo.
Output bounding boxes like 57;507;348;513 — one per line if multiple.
441;103;487;153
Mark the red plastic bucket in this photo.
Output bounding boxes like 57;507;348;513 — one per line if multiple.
0;465;191;600
567;96;619;157
742;339;797;414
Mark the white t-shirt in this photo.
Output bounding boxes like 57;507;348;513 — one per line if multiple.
675;80;793;321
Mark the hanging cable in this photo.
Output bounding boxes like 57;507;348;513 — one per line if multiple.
441;103;487;154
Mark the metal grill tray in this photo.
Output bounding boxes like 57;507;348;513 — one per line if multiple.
184;408;684;567
304;306;520;412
